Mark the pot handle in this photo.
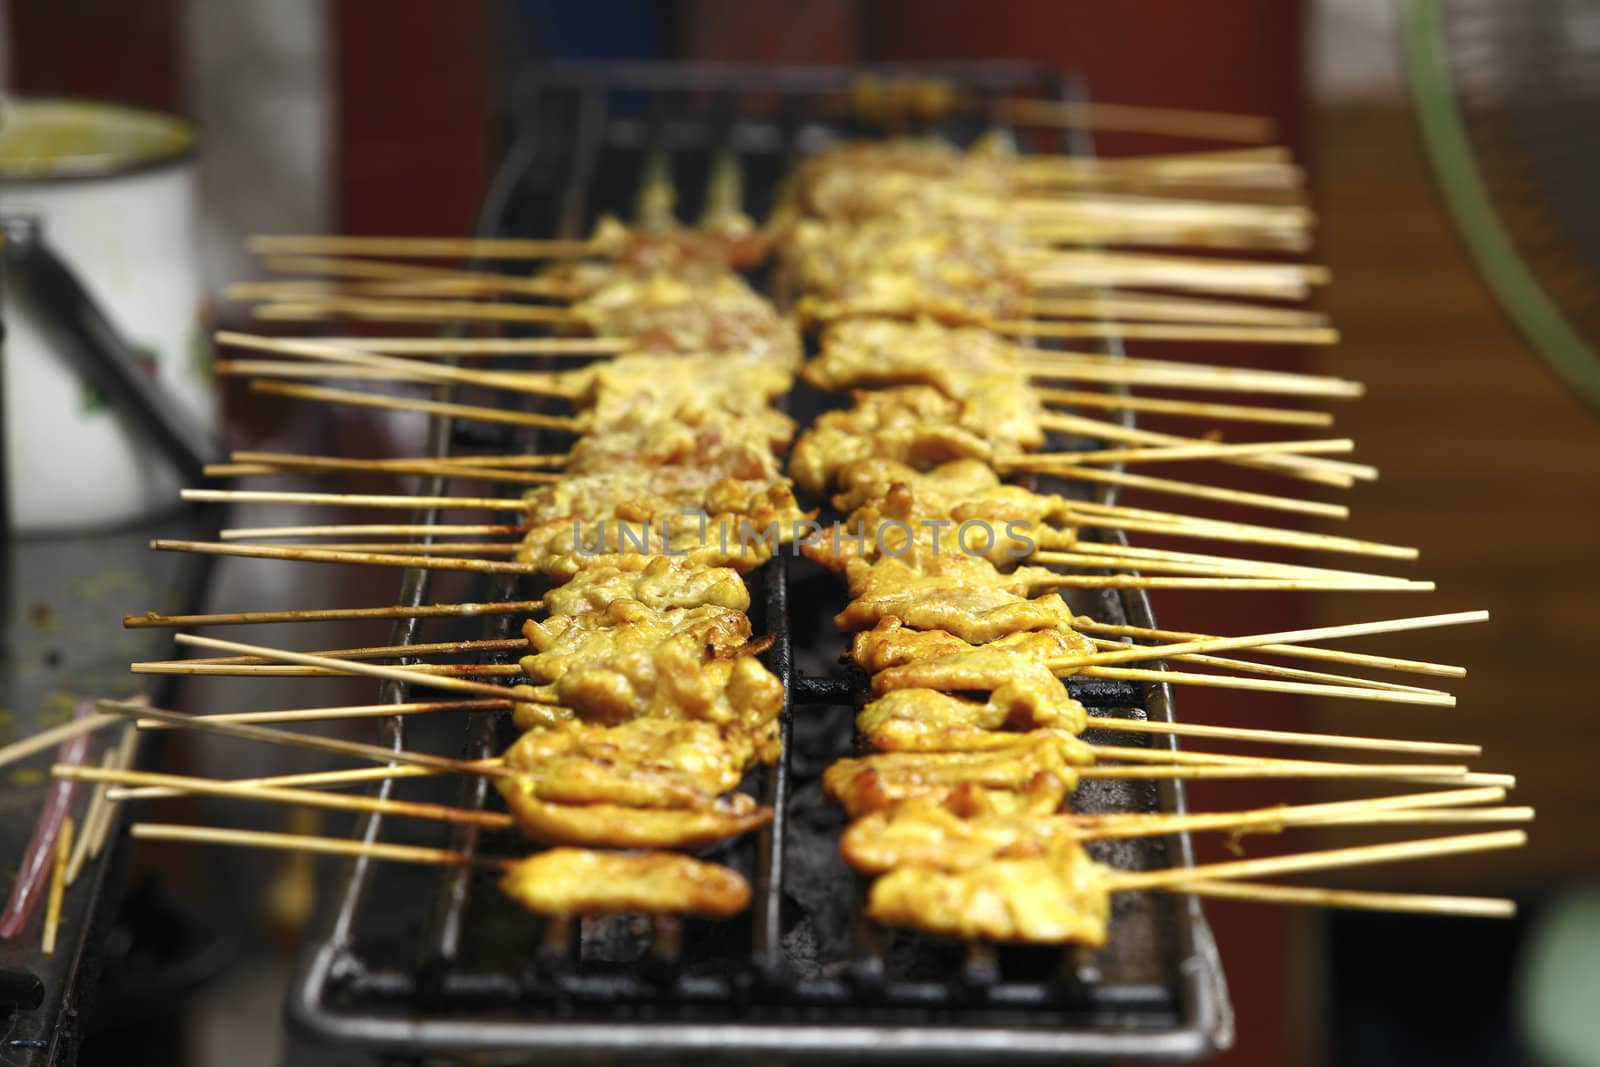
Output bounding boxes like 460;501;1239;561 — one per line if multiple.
1;216;219;483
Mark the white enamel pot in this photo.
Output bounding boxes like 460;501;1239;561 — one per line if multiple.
0;98;217;532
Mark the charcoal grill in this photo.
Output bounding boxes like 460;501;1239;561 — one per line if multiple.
286;62;1231;1062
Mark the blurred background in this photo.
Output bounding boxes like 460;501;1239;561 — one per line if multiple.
2;1;1598;1065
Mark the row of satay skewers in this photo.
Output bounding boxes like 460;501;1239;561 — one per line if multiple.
0;134;1527;956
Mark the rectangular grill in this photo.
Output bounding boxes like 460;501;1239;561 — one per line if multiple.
287;61;1229;1062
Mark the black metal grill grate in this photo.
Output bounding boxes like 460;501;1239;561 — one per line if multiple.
287;61;1229;1062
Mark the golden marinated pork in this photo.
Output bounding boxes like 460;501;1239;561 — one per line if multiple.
517;627;784;757
840;792;1078;874
801;481;1052;571
521;601;753;682
856;686;1090;755
850;617;1093;674
782;216;1030;325
822;737;1080;818
574;274;802;366
500;785;771;851
500;848;753;917
831;557;1075;642
541;554;750;616
521;469;805;535
788;385;1044;496
865;843;1110;946
500;717;761;810
564;410;788;481
804;317;1026;397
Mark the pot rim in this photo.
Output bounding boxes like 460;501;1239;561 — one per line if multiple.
0;97;195;184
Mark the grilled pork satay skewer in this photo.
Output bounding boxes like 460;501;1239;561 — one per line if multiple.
127;656;1460;708
103;691;1472;758
150;539;1428;596
863;830;1521;946
106;700;1467;797
840;786;1513;873
128;824;751;919
121;821;1515;921
124;642;1456;779
251;292;1339;345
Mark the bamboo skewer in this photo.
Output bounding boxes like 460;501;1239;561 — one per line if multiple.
1043;542;1415;584
293;336;627;357
1017;292;1328;328
174;637;526;667
224;451;562;483
166;634;542;703
1023;253;1328;302
1077;666;1455;707
1011;437;1355;468
0;713;120;772
1071;618;1463;679
1059;501;1418;560
1071;786;1506;840
1078;763;1463;781
211;452;561;486
254;296;580;326
249;380;582;430
996;99;1276;142
230;279;536;304
1084;640;1447;696
1174;882;1515;918
97;699;516;779
1049;610;1489;672
57;766;515;830
130;823;510;870
237;451;568;472
40;817;73;955
995;320;1339;346
258;254;581;299
130;661;524;679
109;764;446;802
89;726;140;860
1037;409;1374;485
1104;830;1526;892
1086;744;1466;775
1083;716;1478;757
248;235;596;259
1037;387;1333;428
1032;574;1434;593
224;542;522;556
180;488;526;511
219;523;528;540
124;599;544;629
1022;354;1365;399
133;698;510;729
151;539;540;575
65;751;118;885
1041;464;1350;519
128;654;1457;707
217;332;580;399
1287;809;1534;828
216;360;443;384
